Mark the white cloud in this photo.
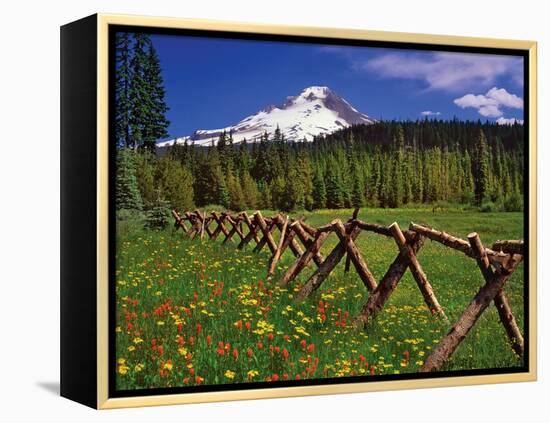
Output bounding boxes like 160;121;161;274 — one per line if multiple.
359;52;522;92
496;117;524;125
421;111;441;116
453;87;523;118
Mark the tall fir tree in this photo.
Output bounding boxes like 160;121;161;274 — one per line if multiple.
115;148;143;211
473;129;490;205
142;40;170;152
128;33;150;150
115;32;132;148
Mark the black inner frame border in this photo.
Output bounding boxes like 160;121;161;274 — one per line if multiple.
108;23;531;399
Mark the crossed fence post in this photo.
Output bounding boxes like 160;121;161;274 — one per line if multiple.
172;209;525;372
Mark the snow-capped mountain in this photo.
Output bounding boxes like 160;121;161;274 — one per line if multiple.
157;86;375;147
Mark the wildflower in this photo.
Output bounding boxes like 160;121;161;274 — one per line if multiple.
189;336;195;346
271;373;279;382
300;339;307;350
283;373;289;380
224;370;236;379
233;348;239;360
183;377;190;385
235;320;243;330
196;323;202;336
307;343;315;353
195;376;204;385
162;360;173;371
256;341;264;350
267;333;274;342
247;370;259;381
177;323;183;333
206;335;212;346
247;348;253;358
282;349;289;360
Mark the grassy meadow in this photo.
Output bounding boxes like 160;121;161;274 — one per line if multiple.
115;207;524;390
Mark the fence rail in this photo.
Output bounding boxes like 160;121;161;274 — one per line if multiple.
172;208;524;372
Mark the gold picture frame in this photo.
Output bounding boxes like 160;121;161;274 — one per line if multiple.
60;13;537;409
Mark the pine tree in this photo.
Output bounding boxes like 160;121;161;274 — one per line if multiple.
142;40;170;152
350;161;365;208
473;129;490;205
227;169;246;211
115;32;132;148
156;158;194;211
115;148;143;211
128;33;150;150
145;188;171;230
312;166;327;209
325;159;344;209
241;171;259;209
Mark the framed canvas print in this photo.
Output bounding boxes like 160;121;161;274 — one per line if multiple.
60;13;537;409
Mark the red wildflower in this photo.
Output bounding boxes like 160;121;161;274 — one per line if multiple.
295;374;301;381
300;339;307;350
247;348;253;358
189;336;195;346
157;345;164;356
281;348;289;360
271;373;279;382
245;321;251;331
195;376;203;385
370;366;376;376
235;320;243;330
283;373;289;380
267;333;274;342
233;348;239;360
256;341;264;350
196;323;202;335
206;335;212;346
183;377;190;385
307;343;315;354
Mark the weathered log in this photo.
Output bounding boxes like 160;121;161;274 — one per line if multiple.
494;290;524;357
468;232;524;358
295;225;362;302
352;232;425;326
172;210;189;233
354;221;393;237
185;211;200;239
211;212;231;240
279;226;333;287
290;221;324;266
420;251;523;372
299;221;317;238
254;211;278;254
410;223;508;269
274;215;303;258
268;216;289;279
224;214;246;241
344;208;360;273
389;222;446;320
492;240;524;255
334;220;377;292
237;212;260;249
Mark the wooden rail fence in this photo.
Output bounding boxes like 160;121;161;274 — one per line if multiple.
172;209;525;372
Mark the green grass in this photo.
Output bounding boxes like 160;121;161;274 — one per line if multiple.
115;208;524;390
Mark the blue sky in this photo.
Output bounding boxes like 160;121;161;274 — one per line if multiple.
151;33;525;138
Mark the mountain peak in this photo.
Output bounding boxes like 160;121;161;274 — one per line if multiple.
158;86;375;147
